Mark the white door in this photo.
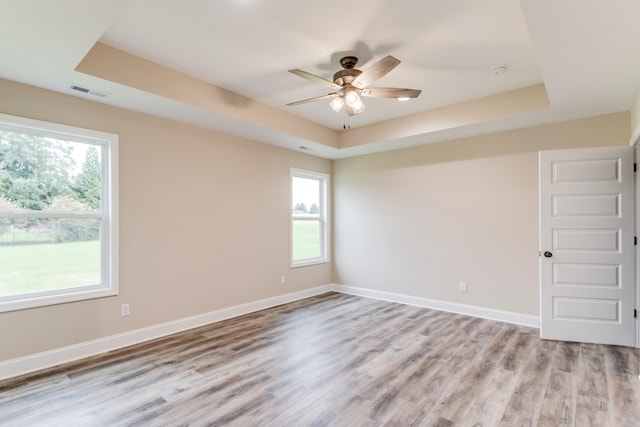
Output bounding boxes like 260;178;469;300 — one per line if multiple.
539;146;635;346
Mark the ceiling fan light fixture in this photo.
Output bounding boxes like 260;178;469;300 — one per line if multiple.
337;87;365;116
350;97;365;114
397;96;410;101
345;90;359;106
344;89;365;114
330;96;344;112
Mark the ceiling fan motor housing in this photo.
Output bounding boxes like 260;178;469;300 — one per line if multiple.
334;56;362;87
333;69;362;87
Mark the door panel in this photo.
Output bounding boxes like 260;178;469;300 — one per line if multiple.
553;297;619;322
539;146;635;346
552;229;620;252
552;194;620;217
552;263;620;287
552;158;621;183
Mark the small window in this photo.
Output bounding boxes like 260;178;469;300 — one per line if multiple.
0;114;118;312
291;168;329;267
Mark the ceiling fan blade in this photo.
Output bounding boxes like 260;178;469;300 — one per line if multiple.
287;93;337;106
360;87;421;99
351;55;401;89
289;69;341;90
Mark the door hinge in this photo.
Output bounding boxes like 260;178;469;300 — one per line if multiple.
635;163;638;172
635;236;638;246
635;309;638;319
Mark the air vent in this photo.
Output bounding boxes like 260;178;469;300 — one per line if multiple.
88;90;109;98
70;84;110;98
70;85;90;93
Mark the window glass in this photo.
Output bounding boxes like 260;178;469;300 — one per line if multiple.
291;169;328;266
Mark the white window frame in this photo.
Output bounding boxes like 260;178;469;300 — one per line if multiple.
290;168;329;267
0;113;118;312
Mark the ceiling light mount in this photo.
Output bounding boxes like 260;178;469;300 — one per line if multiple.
339;56;359;69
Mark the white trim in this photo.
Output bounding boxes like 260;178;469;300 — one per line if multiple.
0;285;333;381
331;284;540;328
0;283;545;381
630;123;640;147
635;145;640;348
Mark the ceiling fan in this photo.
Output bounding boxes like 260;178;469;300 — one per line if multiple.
287;55;421;117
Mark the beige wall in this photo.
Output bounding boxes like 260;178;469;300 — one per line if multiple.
0;79;332;361
333;113;630;316
0;76;632;363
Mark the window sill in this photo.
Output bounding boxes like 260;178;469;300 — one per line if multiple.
291;258;330;268
0;287;118;313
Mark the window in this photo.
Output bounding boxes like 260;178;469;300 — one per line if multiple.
0;113;118;312
291;168;329;267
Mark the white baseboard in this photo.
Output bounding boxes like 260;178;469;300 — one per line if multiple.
331;284;540;328
1;283;540;382
0;284;333;381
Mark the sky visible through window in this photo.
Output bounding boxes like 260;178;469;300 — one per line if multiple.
69;141;90;176
292;176;319;213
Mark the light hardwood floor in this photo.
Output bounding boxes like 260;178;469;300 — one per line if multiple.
1;292;639;426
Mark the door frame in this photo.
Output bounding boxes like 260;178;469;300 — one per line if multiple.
634;141;640;348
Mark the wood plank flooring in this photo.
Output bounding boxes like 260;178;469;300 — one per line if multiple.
1;292;639;426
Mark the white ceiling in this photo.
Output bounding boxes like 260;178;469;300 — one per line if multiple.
1;0;639;159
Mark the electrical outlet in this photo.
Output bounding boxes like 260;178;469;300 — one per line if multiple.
280;275;286;285
120;303;130;317
459;282;467;293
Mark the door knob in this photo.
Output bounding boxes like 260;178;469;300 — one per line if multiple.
543;251;552;258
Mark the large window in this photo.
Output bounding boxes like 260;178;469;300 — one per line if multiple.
291;168;329;267
0;114;118;312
